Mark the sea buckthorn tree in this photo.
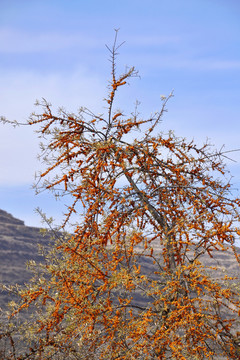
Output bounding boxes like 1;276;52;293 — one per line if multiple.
1;32;240;359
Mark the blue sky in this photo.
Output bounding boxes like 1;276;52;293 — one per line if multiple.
0;0;240;229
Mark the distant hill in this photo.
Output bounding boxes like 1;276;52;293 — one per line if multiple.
0;209;54;310
0;208;240;311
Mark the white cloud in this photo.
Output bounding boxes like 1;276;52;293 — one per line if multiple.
0;28;100;53
178;59;240;71
136;54;240;71
0;67;105;185
126;34;181;47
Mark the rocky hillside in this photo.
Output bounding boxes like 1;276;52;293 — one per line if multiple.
0;209;54;309
0;209;240;311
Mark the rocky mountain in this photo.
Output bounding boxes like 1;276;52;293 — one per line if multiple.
0;209;54;310
0;208;240;311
